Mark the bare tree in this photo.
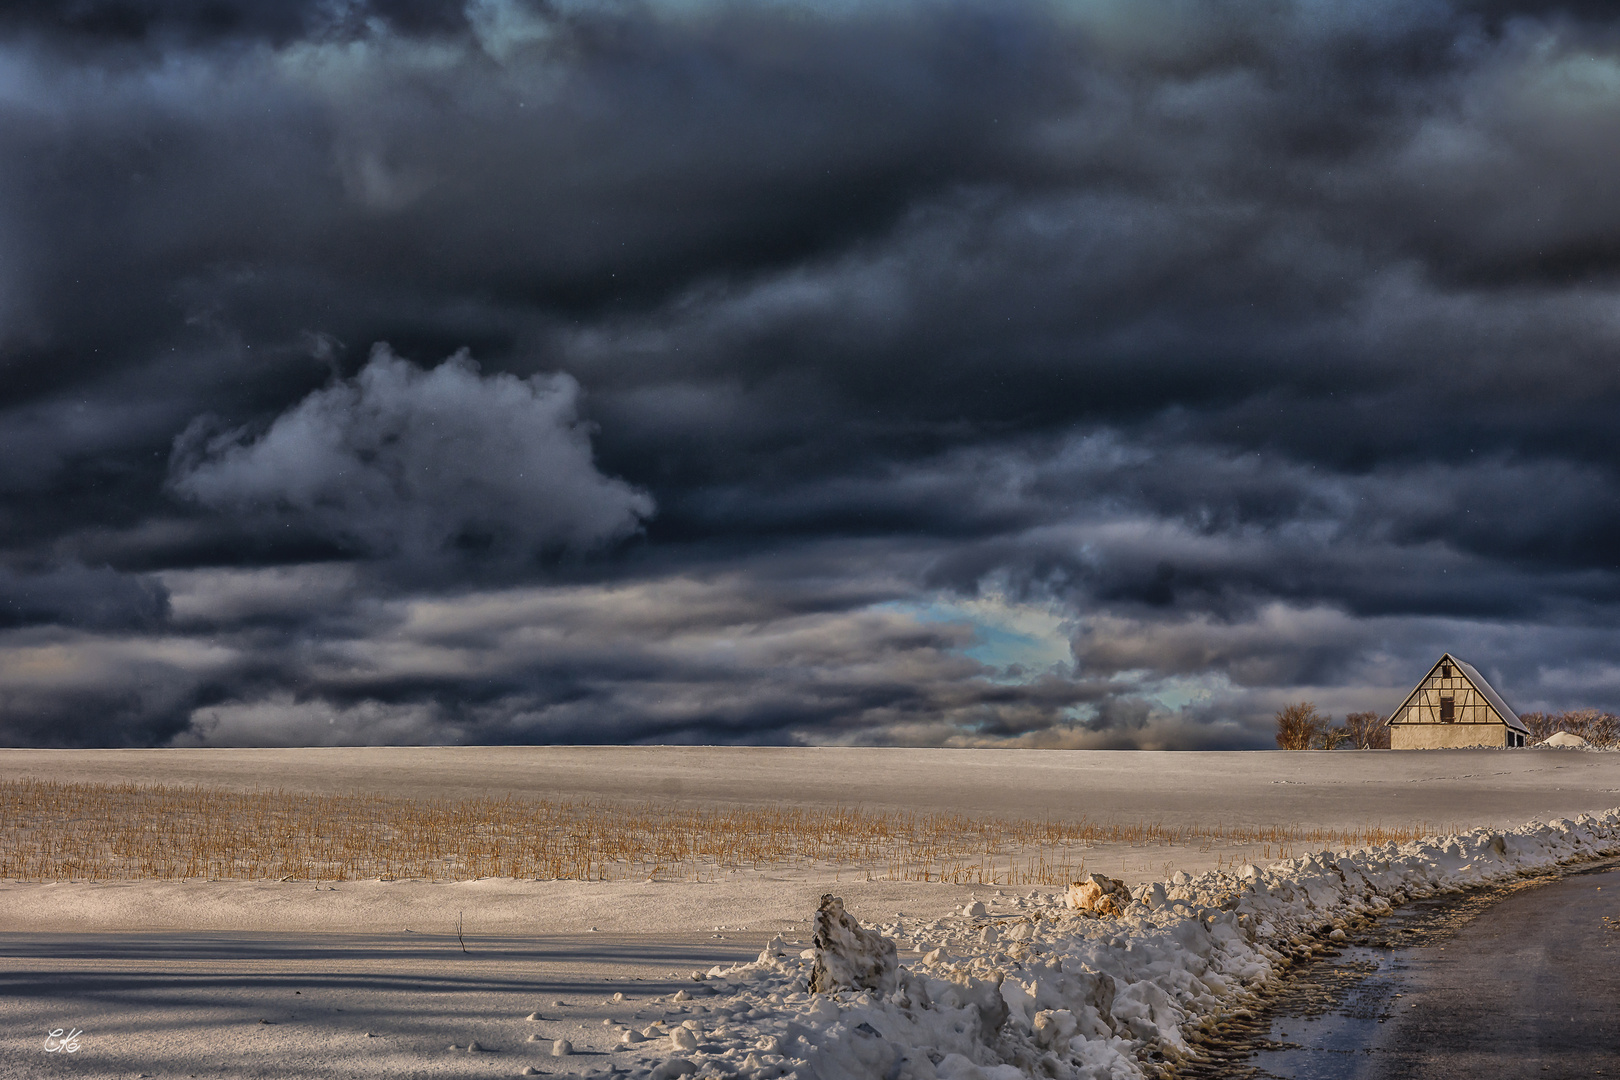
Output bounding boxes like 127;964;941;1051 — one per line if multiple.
1520;711;1557;742
1275;702;1327;750
1560;709;1597;743
1590;712;1620;748
1342;711;1389;749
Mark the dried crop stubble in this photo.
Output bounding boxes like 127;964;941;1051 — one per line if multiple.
0;779;1446;886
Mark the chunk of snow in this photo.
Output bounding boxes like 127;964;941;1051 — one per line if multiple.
807;893;898;995
1066;873;1130;917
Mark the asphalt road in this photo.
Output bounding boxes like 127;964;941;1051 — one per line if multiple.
1369;861;1620;1079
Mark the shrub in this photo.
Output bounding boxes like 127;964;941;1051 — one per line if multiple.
1275;702;1328;750
1557;708;1619;747
1522;709;1619;747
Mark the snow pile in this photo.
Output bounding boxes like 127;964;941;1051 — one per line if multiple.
809;893;900;996
602;809;1620;1080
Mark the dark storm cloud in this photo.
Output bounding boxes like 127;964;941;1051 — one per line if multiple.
0;564;168;630
170;344;653;566
2;0;1620;747
0;0;470;42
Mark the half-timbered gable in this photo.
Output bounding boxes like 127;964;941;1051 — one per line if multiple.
1387;654;1528;749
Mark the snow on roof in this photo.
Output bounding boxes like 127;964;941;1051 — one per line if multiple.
1450;656;1527;734
1392;653;1527;734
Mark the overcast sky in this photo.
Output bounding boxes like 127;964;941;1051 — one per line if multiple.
2;0;1618;749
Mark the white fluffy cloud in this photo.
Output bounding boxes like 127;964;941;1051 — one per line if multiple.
170;346;653;564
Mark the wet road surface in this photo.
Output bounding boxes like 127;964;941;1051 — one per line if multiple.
1372;860;1620;1079
1208;859;1620;1080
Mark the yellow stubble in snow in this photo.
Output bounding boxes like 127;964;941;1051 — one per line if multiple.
0;778;1445;886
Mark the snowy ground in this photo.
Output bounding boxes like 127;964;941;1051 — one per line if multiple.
9;746;1620;830
3;928;778;1078
5;747;1620;1078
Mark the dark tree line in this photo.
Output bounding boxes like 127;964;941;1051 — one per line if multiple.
1519;710;1619;747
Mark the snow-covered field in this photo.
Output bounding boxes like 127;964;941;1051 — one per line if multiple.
7;745;1620;892
9;746;1620;830
4;747;1620;1078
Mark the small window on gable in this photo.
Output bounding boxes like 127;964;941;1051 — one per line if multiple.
1440;661;1452;679
1440;696;1455;722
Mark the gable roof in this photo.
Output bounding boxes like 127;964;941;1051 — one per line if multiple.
1391;653;1528;734
1450;656;1526;733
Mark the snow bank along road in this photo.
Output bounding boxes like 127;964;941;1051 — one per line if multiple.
5;811;1620;1079
590;810;1620;1080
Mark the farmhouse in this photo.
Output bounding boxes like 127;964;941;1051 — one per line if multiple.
1387;653;1529;749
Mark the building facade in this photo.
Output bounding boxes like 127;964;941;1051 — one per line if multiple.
1387;654;1528;749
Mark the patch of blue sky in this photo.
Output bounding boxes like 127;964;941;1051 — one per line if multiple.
881;593;1074;678
1146;670;1228;711
1098;668;1232;717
